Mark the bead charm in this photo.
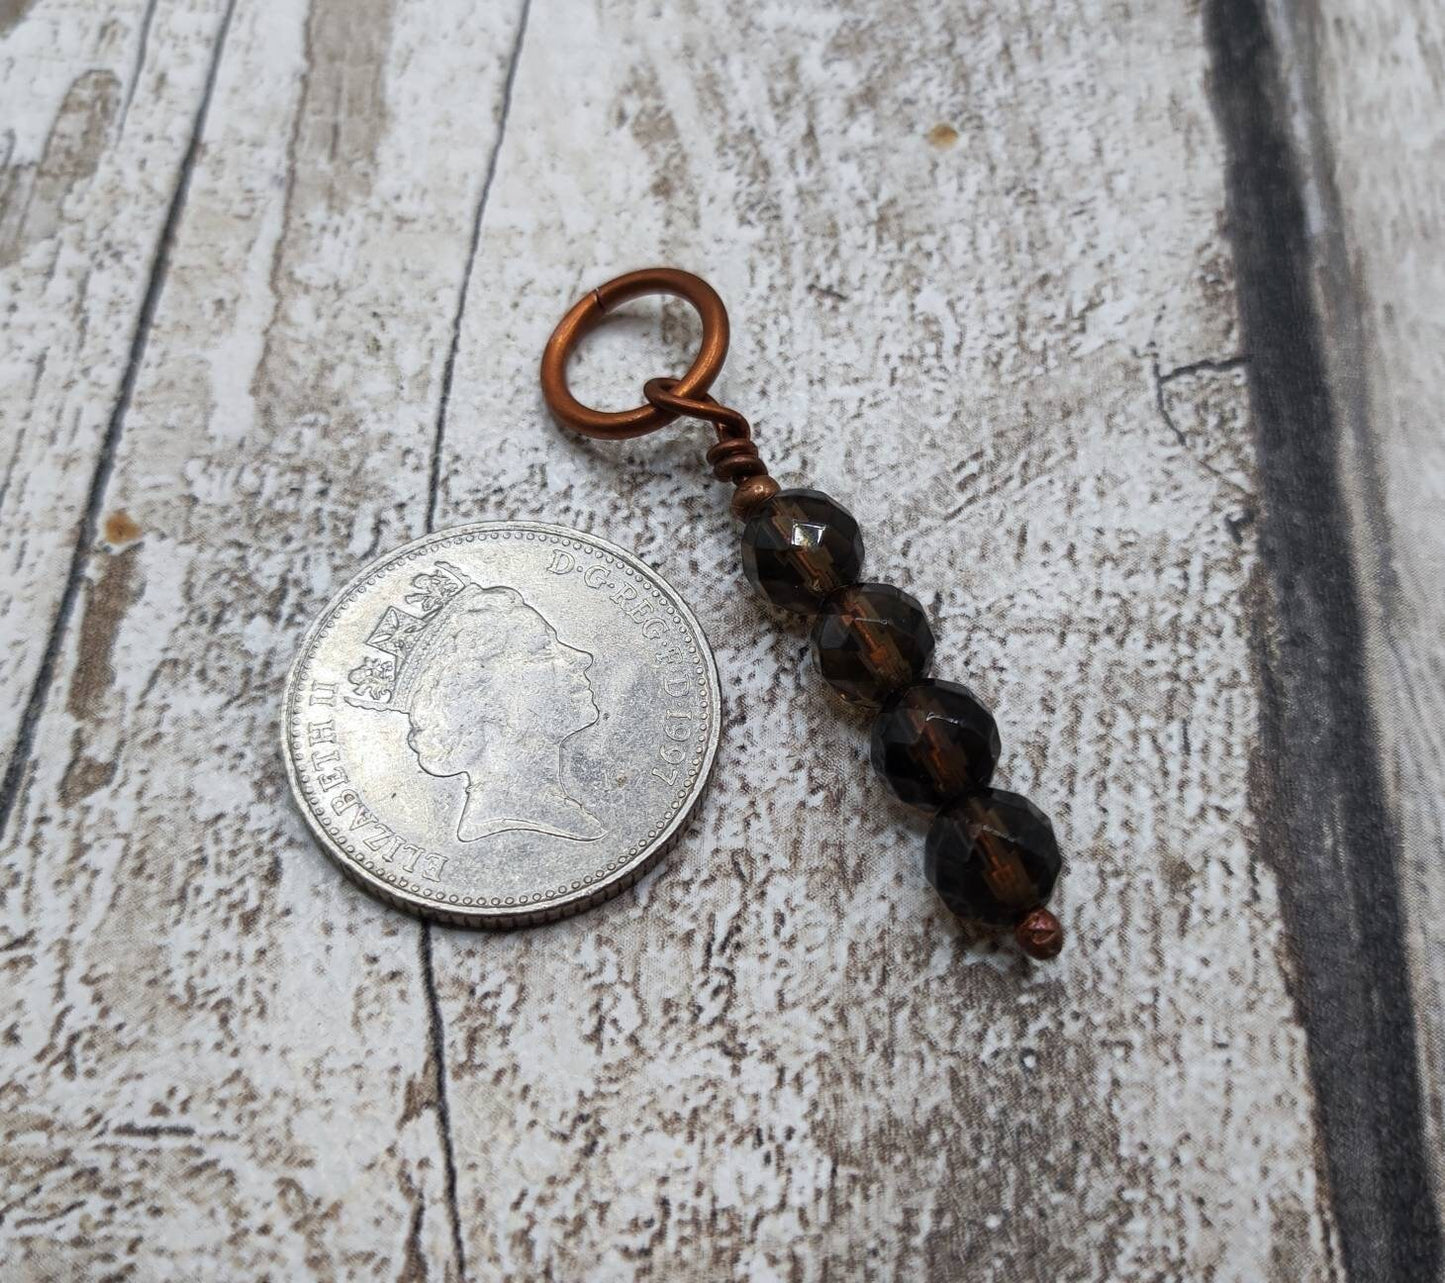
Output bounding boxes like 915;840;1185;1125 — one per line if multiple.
542;268;1069;959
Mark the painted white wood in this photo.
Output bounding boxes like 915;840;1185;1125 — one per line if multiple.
430;1;1336;1277
2;0;1440;1276
1298;0;1445;1209
0;0;525;1276
0;0;232;776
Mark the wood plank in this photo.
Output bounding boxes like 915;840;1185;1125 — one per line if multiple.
5;0;1439;1275
426;0;1341;1276
1285;0;1445;1241
1201;0;1441;1268
0;0;230;786
0;0;526;1276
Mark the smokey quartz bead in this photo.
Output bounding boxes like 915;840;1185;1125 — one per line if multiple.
811;583;935;706
924;788;1062;925
870;678;999;808
740;488;864;614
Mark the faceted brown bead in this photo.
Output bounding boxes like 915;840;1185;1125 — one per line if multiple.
869;678;999;808
810;583;935;706
740;488;864;614
924;789;1063;925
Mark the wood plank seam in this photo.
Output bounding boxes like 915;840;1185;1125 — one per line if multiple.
1205;0;1443;1275
0;0;240;845
419;3;536;1280
115;0;162;132
421;923;468;1283
426;0;536;537
1277;0;1445;1244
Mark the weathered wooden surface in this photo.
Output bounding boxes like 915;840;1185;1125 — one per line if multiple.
0;0;232;774
0;0;1439;1279
1298;0;1445;1209
1;0;525;1276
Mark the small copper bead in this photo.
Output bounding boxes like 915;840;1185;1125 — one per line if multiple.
1015;908;1064;960
731;474;781;520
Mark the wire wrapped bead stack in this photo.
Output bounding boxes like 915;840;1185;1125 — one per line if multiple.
739;487;1066;960
541;269;1069;961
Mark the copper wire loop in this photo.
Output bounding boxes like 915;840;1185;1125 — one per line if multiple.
541;268;773;501
540;268;730;440
641;379;769;482
641;377;750;440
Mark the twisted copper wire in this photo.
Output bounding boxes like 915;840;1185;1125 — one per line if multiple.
642;378;771;483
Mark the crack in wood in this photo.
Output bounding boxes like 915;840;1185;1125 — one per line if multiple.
427;0;534;537
1149;349;1254;498
420;924;467;1283
117;0;163;134
1157;353;1249;383
417;6;535;1279
0;0;239;845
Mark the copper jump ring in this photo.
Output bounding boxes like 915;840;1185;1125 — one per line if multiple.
540;268;730;440
541;268;778;516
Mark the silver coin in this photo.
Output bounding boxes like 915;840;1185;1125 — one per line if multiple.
282;521;721;927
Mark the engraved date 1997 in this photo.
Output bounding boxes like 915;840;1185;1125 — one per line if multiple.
650;674;697;789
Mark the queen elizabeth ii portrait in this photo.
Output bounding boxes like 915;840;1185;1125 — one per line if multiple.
347;563;603;843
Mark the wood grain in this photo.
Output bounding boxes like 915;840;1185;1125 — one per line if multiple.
0;0;524;1276
428;0;1336;1277
1299;0;1445;1207
0;0;1440;1278
1195;1;1445;1275
0;0;232;787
